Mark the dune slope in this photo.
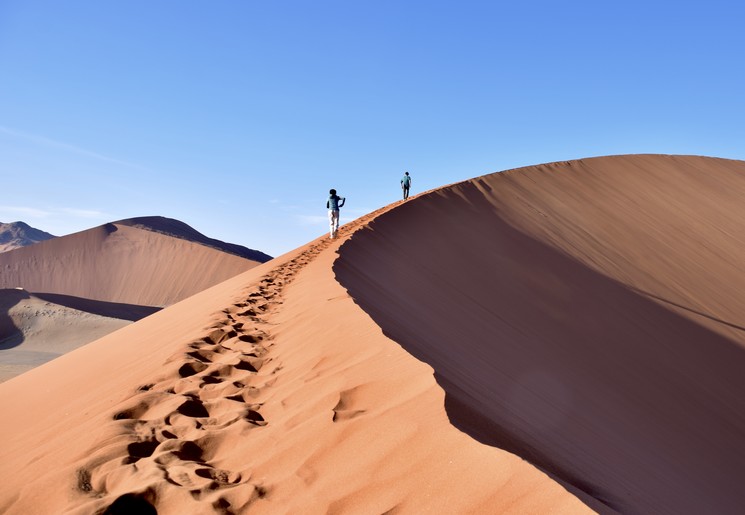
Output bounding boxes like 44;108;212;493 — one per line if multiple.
334;154;745;514
0;206;587;513
0;222;262;306
115;216;272;262
0;289;132;382
0;289;159;382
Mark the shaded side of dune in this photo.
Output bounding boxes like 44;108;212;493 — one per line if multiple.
0;288;138;382
334;155;745;515
0;289;29;346
30;292;160;322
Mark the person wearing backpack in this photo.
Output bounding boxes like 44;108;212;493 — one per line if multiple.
327;188;346;238
401;171;412;200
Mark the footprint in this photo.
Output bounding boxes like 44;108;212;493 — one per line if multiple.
204;329;237;345
332;388;368;422
125;438;159;463
157;439;204;463
234;358;262;373
179;361;208;378
177;398;210;418
195;467;242;485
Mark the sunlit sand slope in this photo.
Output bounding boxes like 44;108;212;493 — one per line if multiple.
0;207;587;514
0;222;262;306
335;154;745;514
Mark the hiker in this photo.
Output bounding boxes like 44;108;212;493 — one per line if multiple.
327;188;346;238
401;171;412;200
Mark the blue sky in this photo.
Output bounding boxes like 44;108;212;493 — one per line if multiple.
2;1;744;257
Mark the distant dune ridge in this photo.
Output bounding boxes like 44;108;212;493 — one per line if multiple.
0;221;56;252
0;217;271;382
114;216;272;262
0;216;270;307
1;154;744;514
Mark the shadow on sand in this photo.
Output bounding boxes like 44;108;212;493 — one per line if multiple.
0;290;161;351
32;292;161;322
334;188;745;515
0;289;29;349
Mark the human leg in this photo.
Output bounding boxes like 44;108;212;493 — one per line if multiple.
328;209;340;237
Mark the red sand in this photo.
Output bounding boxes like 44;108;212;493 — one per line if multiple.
0;208;584;514
0;222;262;307
2;154;744;513
335;154;745;514
0;288;141;382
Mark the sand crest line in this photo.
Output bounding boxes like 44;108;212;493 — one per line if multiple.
75;207;387;513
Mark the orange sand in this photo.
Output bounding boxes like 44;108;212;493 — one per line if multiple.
3;154;744;514
0;208;585;514
336;154;745;514
0;222;262;307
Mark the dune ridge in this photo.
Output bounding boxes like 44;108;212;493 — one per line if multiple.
334;154;745;514
0;222;262;307
0;204;586;513
115;216;272;262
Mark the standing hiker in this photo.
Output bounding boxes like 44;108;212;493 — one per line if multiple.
401;171;412;200
327;188;345;238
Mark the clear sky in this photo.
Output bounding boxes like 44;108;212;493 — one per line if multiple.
2;1;744;257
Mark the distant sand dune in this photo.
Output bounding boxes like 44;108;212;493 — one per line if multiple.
335;154;745;514
114;216;272;262
0;288;134;382
0;222;262;307
4;154;741;514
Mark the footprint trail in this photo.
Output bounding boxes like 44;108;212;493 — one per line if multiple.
74;209;387;514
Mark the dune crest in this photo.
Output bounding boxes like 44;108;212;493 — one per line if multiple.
335;154;745;514
0;222;263;307
0;204;586;514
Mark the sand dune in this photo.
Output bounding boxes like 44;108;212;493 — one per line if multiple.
0;288;132;382
114;216;272;262
0;206;586;514
0;217;268;382
0;220;265;307
0;288;160;382
335;154;745;514
2;154;742;514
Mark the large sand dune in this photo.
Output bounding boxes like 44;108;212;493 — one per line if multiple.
114;216;272;262
0;288;161;382
1;154;742;514
335;154;745;514
0;206;586;514
0;220;265;307
0;288;147;382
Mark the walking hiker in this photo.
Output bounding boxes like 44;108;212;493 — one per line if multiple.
401;171;411;200
327;188;345;238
